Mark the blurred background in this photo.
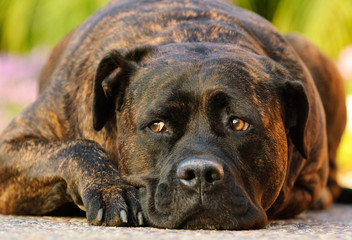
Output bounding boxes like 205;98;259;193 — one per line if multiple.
0;0;351;185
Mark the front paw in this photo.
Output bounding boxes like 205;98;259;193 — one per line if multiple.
81;183;144;226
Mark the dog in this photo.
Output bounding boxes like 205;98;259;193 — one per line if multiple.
0;0;348;230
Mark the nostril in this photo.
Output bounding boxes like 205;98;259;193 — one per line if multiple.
177;168;197;187
184;169;196;181
177;162;197;187
177;168;196;181
205;169;221;184
206;164;224;184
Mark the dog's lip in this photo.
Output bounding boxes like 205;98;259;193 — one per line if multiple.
177;202;250;230
178;211;219;229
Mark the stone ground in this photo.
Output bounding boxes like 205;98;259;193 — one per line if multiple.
0;204;351;240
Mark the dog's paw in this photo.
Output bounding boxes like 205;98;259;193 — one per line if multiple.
81;183;144;227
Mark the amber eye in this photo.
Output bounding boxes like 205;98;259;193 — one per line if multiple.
230;117;249;131
149;121;168;133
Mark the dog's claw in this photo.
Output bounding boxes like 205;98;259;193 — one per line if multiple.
138;212;143;226
97;208;103;222
120;210;128;223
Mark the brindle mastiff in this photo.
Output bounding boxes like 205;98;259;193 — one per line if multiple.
0;0;348;230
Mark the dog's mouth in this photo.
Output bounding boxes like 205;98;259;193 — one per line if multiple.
176;198;259;230
178;211;223;230
178;206;250;230
123;170;268;229
137;181;268;230
123;163;268;229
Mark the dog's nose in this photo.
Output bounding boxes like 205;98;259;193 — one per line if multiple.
176;158;224;190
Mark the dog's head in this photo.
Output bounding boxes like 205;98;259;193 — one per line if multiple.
92;43;308;229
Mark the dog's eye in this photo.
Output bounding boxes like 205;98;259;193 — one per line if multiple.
230;117;249;131
149;121;168;133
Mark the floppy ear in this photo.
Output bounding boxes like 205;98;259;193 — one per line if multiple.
92;49;136;131
278;80;309;158
93;46;152;131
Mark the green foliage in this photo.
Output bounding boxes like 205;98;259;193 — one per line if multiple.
1;0;351;58
0;0;109;53
237;0;352;59
345;80;352;95
337;131;352;172
236;0;281;22
5;103;23;118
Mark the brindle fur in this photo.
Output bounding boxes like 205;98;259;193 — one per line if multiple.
0;0;347;230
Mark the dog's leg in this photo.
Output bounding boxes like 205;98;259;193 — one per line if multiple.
0;109;141;226
285;34;347;208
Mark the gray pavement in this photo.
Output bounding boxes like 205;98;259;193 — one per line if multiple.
0;204;351;240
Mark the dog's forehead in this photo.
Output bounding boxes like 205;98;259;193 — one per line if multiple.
133;43;286;95
128;43;286;120
147;43;266;65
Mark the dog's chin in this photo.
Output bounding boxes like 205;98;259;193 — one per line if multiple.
178;213;223;230
143;201;268;230
177;212;257;230
178;212;267;230
139;178;268;230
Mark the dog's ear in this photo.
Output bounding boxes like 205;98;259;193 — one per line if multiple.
278;80;309;158
93;46;151;131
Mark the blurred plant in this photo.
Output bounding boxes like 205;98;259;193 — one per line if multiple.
0;0;109;53
236;0;352;59
1;0;351;58
235;0;281;22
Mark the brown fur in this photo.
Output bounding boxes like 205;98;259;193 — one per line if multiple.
0;0;346;229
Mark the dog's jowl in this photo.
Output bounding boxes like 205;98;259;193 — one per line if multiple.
0;0;347;230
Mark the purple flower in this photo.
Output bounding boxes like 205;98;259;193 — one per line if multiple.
0;47;49;131
338;45;352;80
